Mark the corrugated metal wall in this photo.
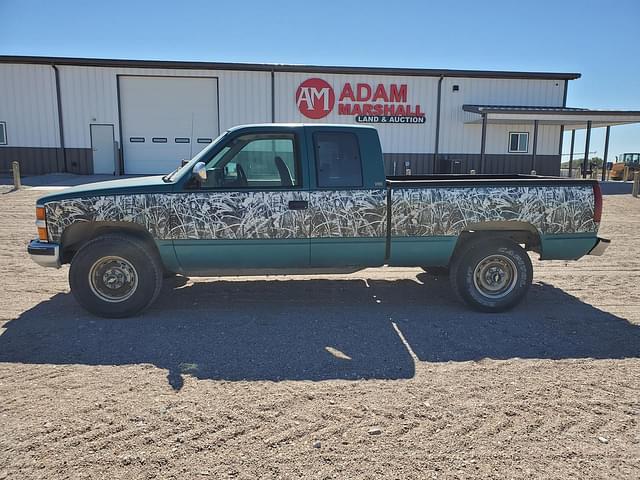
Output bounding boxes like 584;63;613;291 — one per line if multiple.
0;64;62;174
57;66;272;148
0;64;60;147
439;77;564;155
0;62;566;175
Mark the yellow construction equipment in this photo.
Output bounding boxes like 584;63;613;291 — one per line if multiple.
610;153;640;180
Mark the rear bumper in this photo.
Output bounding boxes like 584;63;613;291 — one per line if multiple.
27;240;61;268
588;237;610;256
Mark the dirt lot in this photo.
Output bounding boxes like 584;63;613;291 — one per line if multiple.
0;186;638;479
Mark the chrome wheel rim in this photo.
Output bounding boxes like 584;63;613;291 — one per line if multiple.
472;254;517;300
89;256;138;303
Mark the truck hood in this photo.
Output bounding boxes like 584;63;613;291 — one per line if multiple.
36;175;172;204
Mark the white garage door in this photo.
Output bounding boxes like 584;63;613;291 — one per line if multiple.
119;76;219;174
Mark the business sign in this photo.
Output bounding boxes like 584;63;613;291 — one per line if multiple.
295;77;425;124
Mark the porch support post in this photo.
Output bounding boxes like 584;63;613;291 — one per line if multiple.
582;120;592;179
479;113;487;173
602;125;611;182
531;120;539;173
568;129;575;177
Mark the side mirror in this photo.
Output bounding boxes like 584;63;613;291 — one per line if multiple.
192;162;207;182
181;158;189;167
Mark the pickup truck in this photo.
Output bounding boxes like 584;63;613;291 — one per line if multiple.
28;124;609;317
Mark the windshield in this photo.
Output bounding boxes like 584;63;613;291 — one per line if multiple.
163;131;228;182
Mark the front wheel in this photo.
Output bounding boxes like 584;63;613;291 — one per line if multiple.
449;238;532;312
69;234;163;318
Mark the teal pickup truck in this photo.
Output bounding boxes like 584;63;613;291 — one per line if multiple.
28;124;609;317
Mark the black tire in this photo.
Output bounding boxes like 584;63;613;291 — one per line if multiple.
449;237;532;312
163;270;178;279
421;266;449;276
69;234;163;318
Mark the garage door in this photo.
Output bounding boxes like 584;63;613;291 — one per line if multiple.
119;76;219;175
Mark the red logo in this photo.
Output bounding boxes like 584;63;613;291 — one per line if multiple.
295;78;335;119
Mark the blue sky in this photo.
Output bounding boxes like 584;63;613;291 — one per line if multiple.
1;0;639;159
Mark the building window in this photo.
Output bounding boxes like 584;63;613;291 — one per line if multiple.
130;137;145;143
152;137;167;143
0;122;6;145
175;137;190;143
509;132;529;153
197;138;213;144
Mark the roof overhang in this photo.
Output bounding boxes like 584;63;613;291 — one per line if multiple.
0;55;582;80
463;105;640;129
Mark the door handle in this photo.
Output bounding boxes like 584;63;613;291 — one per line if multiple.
288;200;308;210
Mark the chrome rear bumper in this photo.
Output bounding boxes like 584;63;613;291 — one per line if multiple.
588;237;611;256
27;240;61;268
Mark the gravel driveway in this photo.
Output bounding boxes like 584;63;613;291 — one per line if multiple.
0;186;638;479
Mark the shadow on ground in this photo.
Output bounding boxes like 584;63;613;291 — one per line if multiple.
1;274;638;389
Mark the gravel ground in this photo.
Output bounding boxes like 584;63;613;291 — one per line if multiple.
0;186;638;479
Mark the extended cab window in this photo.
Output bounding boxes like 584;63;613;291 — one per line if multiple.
203;133;299;188
314;132;363;188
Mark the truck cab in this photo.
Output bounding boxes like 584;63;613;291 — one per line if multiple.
169;124;387;273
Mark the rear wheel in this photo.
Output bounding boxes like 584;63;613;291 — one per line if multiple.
449;238;532;312
69;234;163;318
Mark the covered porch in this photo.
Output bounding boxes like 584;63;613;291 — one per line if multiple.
463;105;640;178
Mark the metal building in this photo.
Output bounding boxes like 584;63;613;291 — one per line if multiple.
1;56;640;177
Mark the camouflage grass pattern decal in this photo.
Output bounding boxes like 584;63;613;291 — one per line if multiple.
310;190;387;237
45;192;309;242
391;186;597;236
169;192;309;240
43;185;597;243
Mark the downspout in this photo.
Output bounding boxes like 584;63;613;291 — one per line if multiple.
271;68;276;122
51;65;68;173
433;75;444;173
479;112;487;173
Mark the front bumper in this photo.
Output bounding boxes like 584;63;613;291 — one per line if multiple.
27;240;61;268
588;237;611;256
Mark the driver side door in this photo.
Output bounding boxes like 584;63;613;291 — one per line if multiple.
172;131;310;274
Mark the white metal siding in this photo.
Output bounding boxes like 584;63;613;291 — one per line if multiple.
56;66;271;148
0;62;566;166
0;64;60;147
484;123;560;155
439;77;564;155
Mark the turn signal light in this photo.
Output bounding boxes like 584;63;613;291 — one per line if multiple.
37;227;48;241
36;206;48;241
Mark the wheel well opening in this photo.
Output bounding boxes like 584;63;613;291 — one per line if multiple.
60;222;159;264
452;226;541;262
